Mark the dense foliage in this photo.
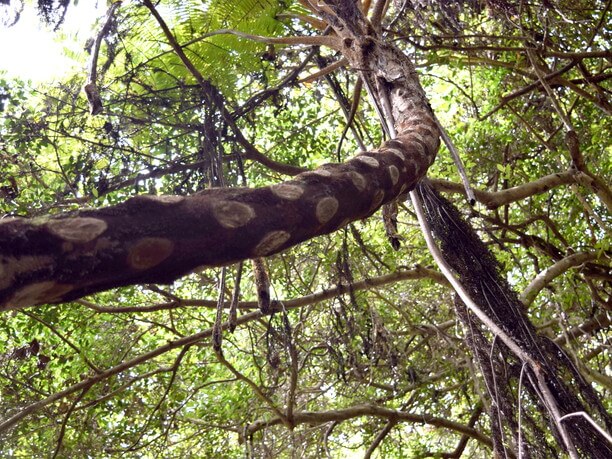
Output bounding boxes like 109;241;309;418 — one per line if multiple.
0;0;610;457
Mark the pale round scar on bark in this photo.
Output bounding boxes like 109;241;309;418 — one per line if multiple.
423;134;439;153
405;138;426;157
9;281;73;309
0;256;53;290
355;155;380;167
405;158;419;175
388;165;400;185
349;171;367;191
253;231;291;256
316;197;339;224
371;190;385;210
127;237;174;270
212;201;256;229
139;195;185;205
270;183;304;200
312;169;333;177
46;217;108;243
384;148;405;161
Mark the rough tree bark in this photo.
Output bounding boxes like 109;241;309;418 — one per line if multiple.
0;2;439;310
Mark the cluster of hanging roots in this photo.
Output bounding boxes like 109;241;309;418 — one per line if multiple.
416;180;612;458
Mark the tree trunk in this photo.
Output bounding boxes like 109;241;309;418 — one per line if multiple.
0;2;439;311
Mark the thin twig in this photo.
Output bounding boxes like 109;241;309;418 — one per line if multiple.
229;262;243;332
363;419;396;459
434;117;476;205
51;387;91;459
299;57;348;83
214;349;290;427
76;266;446;313
213;267;227;351
84;2;120;115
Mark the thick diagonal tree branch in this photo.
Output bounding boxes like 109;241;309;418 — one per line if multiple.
0;3;438;311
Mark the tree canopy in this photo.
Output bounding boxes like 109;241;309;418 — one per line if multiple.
0;0;610;457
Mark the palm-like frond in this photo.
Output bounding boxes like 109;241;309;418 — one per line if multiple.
158;0;286;90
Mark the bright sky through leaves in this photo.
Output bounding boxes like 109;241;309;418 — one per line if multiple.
0;2;103;81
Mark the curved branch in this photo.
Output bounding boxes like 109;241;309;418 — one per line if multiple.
241;143;307;176
84;2;120;115
244;403;493;449
521;251;609;305
0;128;435;311
430;171;575;209
554;312;612;346
76;266;447;314
364;419;396;459
299;57;348;83
188;27;342;50
572;171;612;214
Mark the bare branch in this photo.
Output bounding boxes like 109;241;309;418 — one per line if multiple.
364;419;396;459
75;266;447;314
521;251;609;305
554;313;612;346
187;27;342;50
244;403;493;449
298;57;348;83
83;2;120;115
430;171;575;209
